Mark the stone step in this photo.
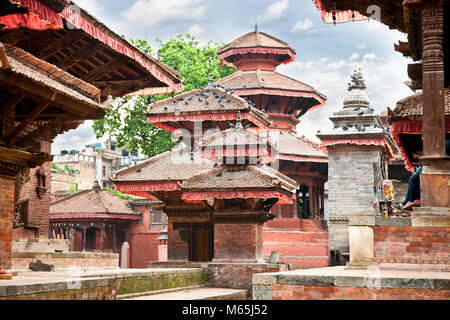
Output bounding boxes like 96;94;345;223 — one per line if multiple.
122;286;248;300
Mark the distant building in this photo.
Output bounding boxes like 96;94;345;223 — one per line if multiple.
51;139;146;196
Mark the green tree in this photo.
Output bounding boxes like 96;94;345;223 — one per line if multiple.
92;34;235;158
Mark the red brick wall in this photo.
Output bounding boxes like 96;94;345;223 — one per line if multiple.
271;284;450;300
17;141;51;239
214;223;263;262
128;232;160;268
0;174;15;269
264;218;300;230
373;226;450;264
206;264;287;290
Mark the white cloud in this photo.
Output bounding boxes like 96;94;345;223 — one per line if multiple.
357;44;367;50
121;0;207;27
349;53;359;62
187;24;206;37
257;0;289;24
327;59;347;69
291;19;314;33
72;0;105;14
279;51;412;142
363;53;376;62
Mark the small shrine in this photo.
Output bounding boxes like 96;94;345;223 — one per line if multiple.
317;68;397;266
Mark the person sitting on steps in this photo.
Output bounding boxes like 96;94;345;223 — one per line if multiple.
393;139;450;211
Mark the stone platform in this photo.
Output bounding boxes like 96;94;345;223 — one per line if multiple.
12;251;119;271
252;266;450;300
148;261;292;294
0;268;207;300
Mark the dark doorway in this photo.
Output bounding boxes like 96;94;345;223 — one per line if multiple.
190;223;213;262
85;227;96;250
298;184;310;219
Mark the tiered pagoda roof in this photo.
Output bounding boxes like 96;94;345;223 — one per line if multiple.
215;30;327;133
218;70;326;104
113;125;298;206
217;31;296;67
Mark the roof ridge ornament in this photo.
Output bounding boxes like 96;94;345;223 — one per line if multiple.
342;67;371;111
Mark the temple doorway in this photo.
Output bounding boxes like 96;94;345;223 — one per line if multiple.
85;227;97;250
298;184;310;219
190;223;213;262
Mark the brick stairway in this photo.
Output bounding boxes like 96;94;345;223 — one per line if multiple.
263;218;329;269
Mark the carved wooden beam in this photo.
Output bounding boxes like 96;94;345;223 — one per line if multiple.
0;72;105;119
37;30;84;60
15;113;71;146
394;40;412;57
55;41;103;70
406;63;423;90
0;93;25;120
93;77;148;88
5;102;49;145
80;56;125;83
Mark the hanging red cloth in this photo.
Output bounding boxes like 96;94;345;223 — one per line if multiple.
0;12;61;30
3;0;63;30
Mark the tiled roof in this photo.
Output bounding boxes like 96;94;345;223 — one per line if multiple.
200;129;327;161
147;86;269;121
50;188;138;215
392;88;450;119
112;147;215;182
181;164;297;193
216;70;327;100
0;43;102;108
201;128;268;149
277;132;328;159
217;31;295;55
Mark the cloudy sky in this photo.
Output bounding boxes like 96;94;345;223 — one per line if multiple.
52;0;414;154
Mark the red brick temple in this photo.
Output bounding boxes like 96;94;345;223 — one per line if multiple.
49;185;167;268
0;0;181;278
216;30;329;268
113;81;301;288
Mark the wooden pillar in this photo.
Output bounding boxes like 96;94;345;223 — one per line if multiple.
421;3;446;158
113;226;117;252
292;194;298;218
100;226;105;251
419;2;449;208
310;184;316;217
82;227;86;252
320;187;325;218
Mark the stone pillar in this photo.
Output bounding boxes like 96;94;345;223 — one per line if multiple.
347;216;376;269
